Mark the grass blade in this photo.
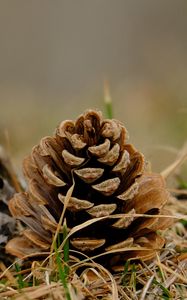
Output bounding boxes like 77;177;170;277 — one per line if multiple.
63;219;69;277
15;263;26;289
104;80;113;119
54;240;71;300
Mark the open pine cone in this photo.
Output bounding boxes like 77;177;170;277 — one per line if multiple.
6;110;173;269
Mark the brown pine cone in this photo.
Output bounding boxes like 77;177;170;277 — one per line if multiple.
6;110;173;269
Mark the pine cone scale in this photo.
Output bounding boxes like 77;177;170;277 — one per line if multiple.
88;138;110;156
87;203;117;218
74;168;104;183
42;164;66;187
71;238;106;251
92;177;121;196
58;194;94;211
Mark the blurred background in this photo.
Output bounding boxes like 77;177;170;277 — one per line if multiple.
0;0;187;174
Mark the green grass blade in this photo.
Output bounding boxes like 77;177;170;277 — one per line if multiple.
131;263;137;292
176;176;187;189
54;241;71;300
15;263;26;289
63;219;69;277
122;260;130;286
104;80;113;119
153;279;172;299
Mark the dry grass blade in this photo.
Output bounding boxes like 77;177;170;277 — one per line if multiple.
156;261;187;285
169;188;187;195
75;259;119;299
0;261;16;284
60;212;175;251
51;180;75;252
161;142;187;179
139;275;155;300
1;283;60;300
92;264;119;300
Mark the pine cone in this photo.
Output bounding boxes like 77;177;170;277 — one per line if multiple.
6;110;172;269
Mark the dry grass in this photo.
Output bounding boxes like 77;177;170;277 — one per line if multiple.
0;144;187;299
0;213;186;300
